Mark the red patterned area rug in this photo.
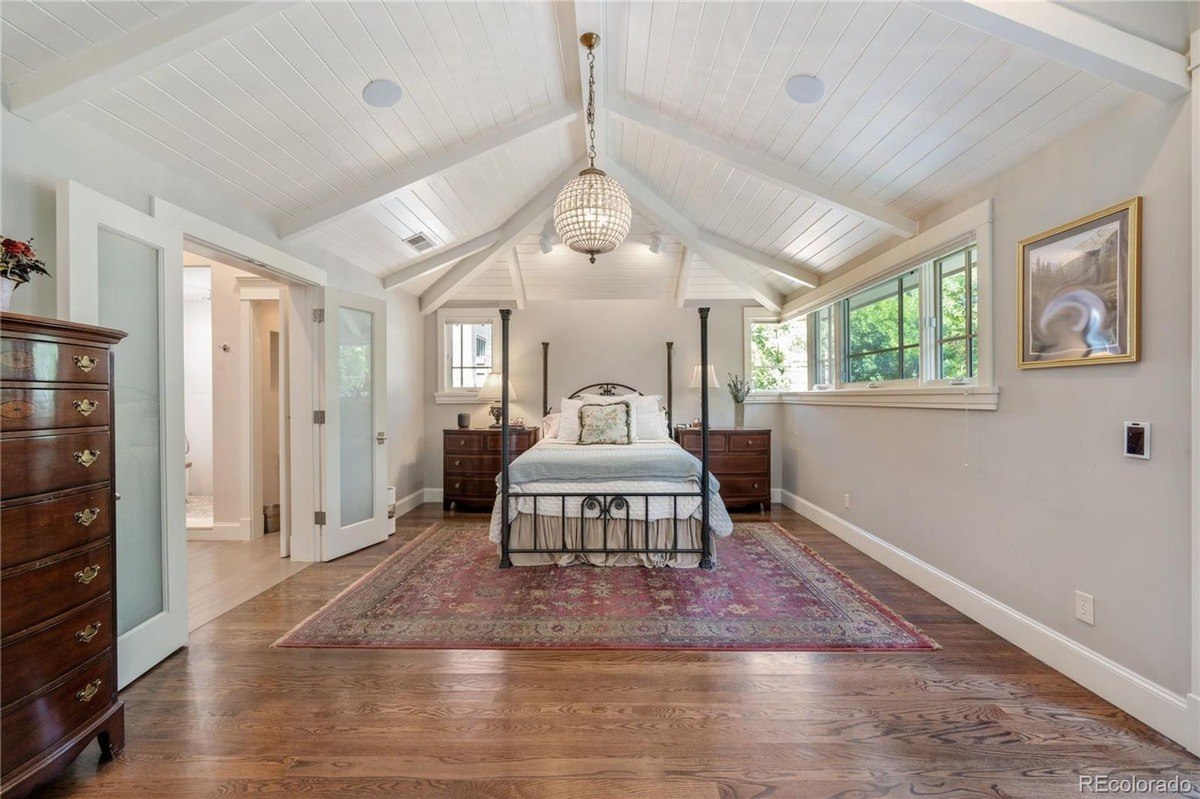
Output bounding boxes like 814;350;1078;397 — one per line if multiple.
275;522;938;652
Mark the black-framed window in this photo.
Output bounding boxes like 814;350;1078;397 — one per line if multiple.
936;246;979;380
842;268;920;384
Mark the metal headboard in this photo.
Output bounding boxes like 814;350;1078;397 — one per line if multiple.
542;343;675;429
568;383;642;398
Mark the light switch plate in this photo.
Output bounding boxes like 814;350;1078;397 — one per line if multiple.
1123;422;1149;459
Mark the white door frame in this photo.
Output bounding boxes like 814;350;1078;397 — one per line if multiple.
57;180;187;688
152;199;326;562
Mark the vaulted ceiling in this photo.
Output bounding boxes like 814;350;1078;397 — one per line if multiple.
1;1;1188;311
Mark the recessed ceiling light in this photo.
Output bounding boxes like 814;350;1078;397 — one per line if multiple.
362;79;402;108
785;74;825;104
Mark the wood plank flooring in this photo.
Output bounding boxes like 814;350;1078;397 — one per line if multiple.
187;533;309;632
41;506;1200;798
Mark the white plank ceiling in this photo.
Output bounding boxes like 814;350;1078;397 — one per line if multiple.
1;0;1136;303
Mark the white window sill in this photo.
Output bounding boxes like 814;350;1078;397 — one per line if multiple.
746;385;999;411
435;391;483;405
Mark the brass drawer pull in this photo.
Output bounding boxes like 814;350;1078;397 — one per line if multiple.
73;449;100;467
72;398;100;416
453;482;462;490
75;679;102;703
75;507;101;526
75;622;102;643
72;355;99;372
75;565;101;585
453;459;462;467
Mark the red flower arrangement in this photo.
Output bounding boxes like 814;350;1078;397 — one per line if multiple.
1;237;50;284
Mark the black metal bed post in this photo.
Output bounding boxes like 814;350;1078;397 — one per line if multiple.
666;341;674;429
698;307;713;569
541;341;549;417
499;309;513;569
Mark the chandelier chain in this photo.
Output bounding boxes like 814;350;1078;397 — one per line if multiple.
586;47;596;167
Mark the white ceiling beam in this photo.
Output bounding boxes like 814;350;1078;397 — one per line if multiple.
917;1;1190;102
560;1;605;161
420;160;585;315
6;2;294;121
508;248;527;310
674;248;693;309
604;161;783;312
607;96;919;239
382;232;498;290
697;229;820;289
280;103;579;240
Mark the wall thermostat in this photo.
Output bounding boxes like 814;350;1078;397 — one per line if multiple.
1123;422;1149;460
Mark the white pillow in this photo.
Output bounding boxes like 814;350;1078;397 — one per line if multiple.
540;413;561;440
581;393;664;440
556;398;584;442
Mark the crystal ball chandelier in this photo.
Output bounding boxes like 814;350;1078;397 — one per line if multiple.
553;33;631;264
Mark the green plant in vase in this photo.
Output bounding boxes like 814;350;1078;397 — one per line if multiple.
1;238;50;311
727;372;750;428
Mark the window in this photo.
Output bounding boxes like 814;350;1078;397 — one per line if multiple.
436;309;499;402
843;268;919;384
812;306;834;388
742;235;990;409
448;322;492;388
749;319;807;391
935;246;978;380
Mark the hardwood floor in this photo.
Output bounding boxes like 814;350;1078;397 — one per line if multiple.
187;533;309;632
41;506;1199;798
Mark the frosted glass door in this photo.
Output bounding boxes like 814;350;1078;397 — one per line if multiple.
58;180;186;688
321;289;388;560
98;230;165;635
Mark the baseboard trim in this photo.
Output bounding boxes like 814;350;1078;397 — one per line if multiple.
423;488;444;504
779;489;1192;750
770;488;781;504
392;489;426;518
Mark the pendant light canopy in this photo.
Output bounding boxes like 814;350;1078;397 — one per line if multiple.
553;33;631;264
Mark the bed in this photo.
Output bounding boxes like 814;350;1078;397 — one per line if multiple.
492;307;730;569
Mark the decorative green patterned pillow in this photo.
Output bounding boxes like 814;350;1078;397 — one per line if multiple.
578;401;632;445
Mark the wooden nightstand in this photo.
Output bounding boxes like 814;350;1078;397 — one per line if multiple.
674;427;771;511
443;428;538;510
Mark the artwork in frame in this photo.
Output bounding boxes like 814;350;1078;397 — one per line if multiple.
1017;197;1141;369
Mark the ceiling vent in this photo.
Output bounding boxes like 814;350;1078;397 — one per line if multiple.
404;233;434;252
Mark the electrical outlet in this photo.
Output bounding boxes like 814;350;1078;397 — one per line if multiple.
843;493;851;510
1075;591;1094;626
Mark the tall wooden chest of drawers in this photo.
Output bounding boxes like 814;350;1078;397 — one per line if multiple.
674;427;772;511
443;427;538;510
0;312;126;798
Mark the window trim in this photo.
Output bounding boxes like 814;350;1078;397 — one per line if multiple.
435;308;500;404
745;200;996;411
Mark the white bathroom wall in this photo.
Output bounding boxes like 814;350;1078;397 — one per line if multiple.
182;266;213;497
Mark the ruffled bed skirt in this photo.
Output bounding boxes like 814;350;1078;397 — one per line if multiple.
499;513;706;568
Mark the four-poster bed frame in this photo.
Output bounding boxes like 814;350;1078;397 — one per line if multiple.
498;307;714;569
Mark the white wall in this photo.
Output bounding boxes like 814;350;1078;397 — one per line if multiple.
422;299;783;489
782;93;1193;697
1;106;426;532
182;268;213;497
387;290;426;504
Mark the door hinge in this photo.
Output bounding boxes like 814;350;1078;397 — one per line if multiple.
314;511;327;525
312;308;325;323
313;410;326;424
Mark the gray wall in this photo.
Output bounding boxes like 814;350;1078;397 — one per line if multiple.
783;93;1193;694
387;290;426;501
423;299;782;489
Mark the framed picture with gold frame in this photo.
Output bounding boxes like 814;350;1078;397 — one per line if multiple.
1017;197;1141;369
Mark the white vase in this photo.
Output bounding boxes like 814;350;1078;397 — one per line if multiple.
0;277;18;312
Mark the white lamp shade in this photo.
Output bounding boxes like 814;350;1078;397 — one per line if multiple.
690;364;719;389
477;372;516;401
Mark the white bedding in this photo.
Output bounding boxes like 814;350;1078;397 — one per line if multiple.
487;438;732;543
